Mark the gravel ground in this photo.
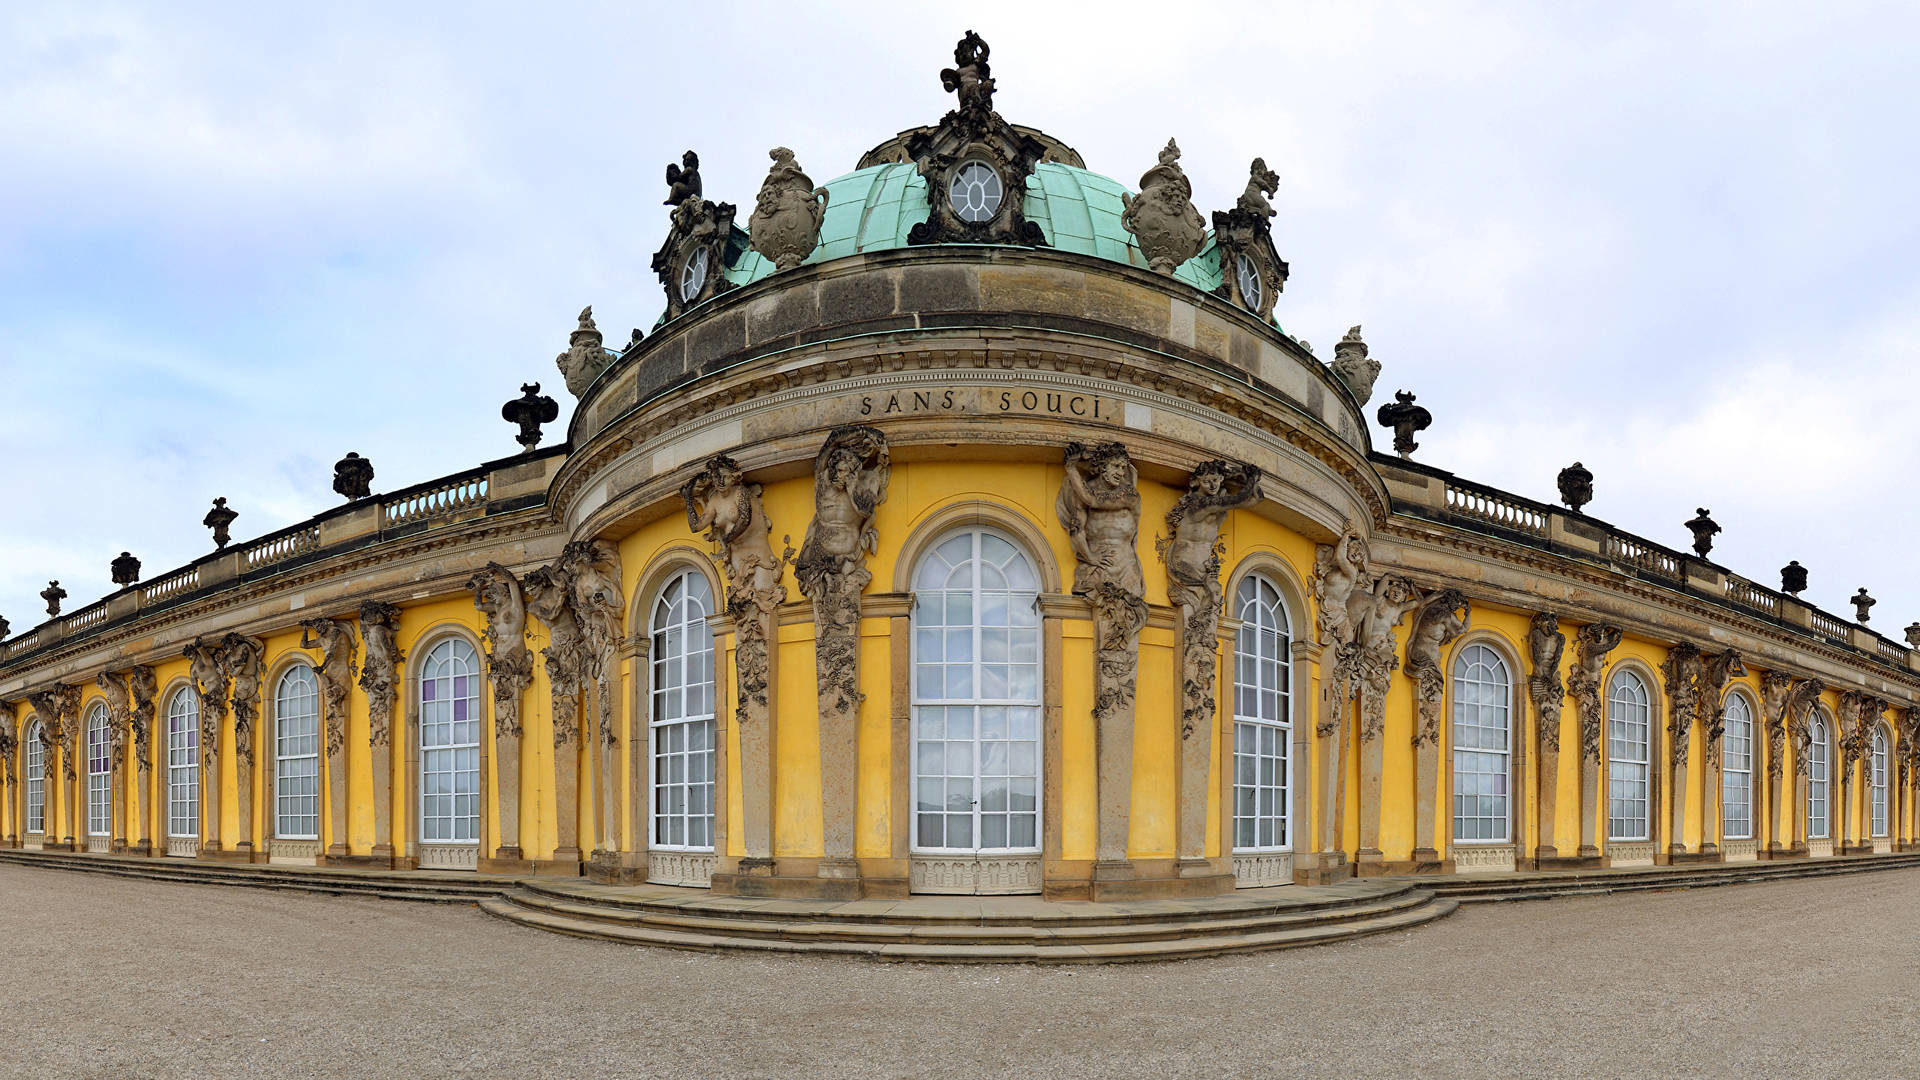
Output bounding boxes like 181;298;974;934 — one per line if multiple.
2;864;1917;1079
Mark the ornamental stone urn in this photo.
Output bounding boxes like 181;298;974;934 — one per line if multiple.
1376;391;1431;459
503;382;559;451
1557;462;1593;513
1905;622;1920;649
1330;326;1381;406
1120;139;1205;275
748;148;829;272
1684;508;1721;557
110;551;141;586
41;580;66;617
204;497;238;550
1853;588;1875;623
1781;560;1807;596
332;452;375;501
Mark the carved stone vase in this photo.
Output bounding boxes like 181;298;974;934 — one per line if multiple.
748;148;830;272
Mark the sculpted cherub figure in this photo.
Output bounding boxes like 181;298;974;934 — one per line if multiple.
1237;157;1280;219
1056;441;1144;600
1163;460;1263;616
682;455;786;609
664;150;701;206
795;426;890;601
940;30;995;112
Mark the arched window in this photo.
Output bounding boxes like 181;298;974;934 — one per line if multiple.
1808;713;1831;840
25;721;45;835
167;689;199;838
911;529;1042;854
1607;670;1652;842
1452;643;1512;843
1721;693;1754;840
418;639;481;846
650;570;716;851
1232;574;1292;853
86;703;111;838
274;665;321;841
1871;727;1889;839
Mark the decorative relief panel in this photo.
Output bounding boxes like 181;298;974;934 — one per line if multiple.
1233;852;1295;888
1721;838;1758;863
268;839;321;864
1452;844;1516;874
419;843;479;871
646;850;716;888
910;855;1043;895
165;836;199;858
1807;838;1834;858
1607;841;1656;867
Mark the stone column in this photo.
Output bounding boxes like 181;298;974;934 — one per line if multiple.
1660;645;1701;858
1405;591;1468;866
1316;673;1348;871
596;679;621;867
1699;742;1721;857
732;602;777;871
552;685;583;865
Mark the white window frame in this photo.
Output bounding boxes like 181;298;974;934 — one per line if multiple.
167;688;199;839
1808;715;1830;840
649;569;717;853
1231;573;1293;854
1871;727;1889;839
417;638;482;846
25;721;45;835
1721;693;1755;841
1607;670;1652;842
910;527;1044;856
274;665;322;841
1451;643;1513;844
86;703;111;838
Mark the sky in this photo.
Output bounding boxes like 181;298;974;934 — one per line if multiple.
2;1;1917;640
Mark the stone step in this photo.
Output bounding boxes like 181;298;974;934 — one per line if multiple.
476;893;1458;963
496;885;1440;947
0;849;501;902
518;877;1424;929
1425;853;1920;902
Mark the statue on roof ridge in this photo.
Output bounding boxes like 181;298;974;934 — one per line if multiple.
664;151;701;206
941;30;995;115
1237;158;1280;219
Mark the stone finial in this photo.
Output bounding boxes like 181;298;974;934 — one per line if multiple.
555;305;611;397
1330;325;1381;406
204;497;237;550
41;581;66;617
664;150;701;206
749;147;830;272
0;613;9;641
1781;560;1807;596
502;382;559;452
1852;588;1876;624
1905;622;1920;650
1375;390;1432;459
110;552;141;586
332;452;375;502
1120;138;1205;275
1237;157;1280;219
1684;508;1721;558
1557;462;1593;514
939;30;995;114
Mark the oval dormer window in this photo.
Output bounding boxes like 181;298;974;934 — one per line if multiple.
948;161;1004;224
1236;253;1262;312
680;247;710;303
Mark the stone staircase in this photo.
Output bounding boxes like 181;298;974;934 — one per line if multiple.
1423;850;1920;904
0;848;509;904
475;878;1456;963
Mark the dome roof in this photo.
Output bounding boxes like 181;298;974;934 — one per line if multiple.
724;160;1236;305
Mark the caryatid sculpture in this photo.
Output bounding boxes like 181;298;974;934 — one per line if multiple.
748;147;830;272
220;633;266;767
299;616;358;759
183;636;229;766
1527;613;1566;751
128;664;157;851
357;602;403;750
469;563;532;862
468;564;533;740
95;670;132;769
1405;590;1472;748
1121;139;1206;275
1564;622;1621;858
795;425;891;880
681;453;788;870
560;538;625;866
1057;441;1148;870
1349;572;1423;744
1163;459;1263;740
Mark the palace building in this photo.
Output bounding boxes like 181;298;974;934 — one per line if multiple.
2;34;1917;930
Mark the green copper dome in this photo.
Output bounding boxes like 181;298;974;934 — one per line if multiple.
724;161;1228;297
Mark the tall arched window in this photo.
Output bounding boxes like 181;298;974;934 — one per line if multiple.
1452;643;1512;843
1871;727;1889;839
86;703;111;839
25;721;45;835
274;665;321;841
1607;670;1652;842
419;638;481;846
1232;574;1292;854
911;529;1041;856
1808;713;1831;840
1721;693;1754;840
650;570;715;851
167;689;199;839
